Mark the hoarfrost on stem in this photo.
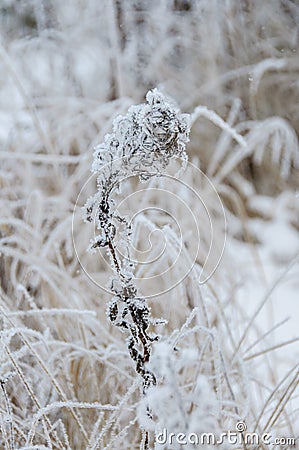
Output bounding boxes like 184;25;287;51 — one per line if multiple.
83;89;190;392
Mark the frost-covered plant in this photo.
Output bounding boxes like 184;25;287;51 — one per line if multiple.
83;89;190;395
138;341;218;449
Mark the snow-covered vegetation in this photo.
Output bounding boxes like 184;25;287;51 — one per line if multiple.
0;1;298;449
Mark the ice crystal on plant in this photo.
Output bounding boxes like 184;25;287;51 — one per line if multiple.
83;89;190;395
90;88;189;183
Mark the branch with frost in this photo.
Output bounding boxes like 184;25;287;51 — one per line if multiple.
83;89;190;395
